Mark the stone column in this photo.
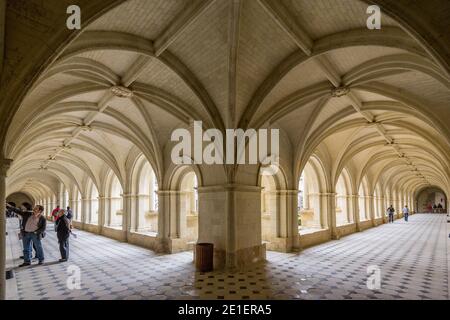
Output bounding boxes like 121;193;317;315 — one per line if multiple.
346;195;353;223
350;194;361;231
368;195;376;226
97;195;106;231
198;184;265;270
121;193;134;238
58;183;64;207
379;196;386;223
104;197;112;226
157;190;180;252
178;191;189;239
127;194;138;232
0;159;12;300
322;193;338;239
80;197;89;227
265;190;299;252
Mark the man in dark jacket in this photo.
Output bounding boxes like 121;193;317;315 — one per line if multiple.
55;209;71;262
7;203;46;266
66;206;73;221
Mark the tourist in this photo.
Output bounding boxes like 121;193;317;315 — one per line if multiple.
9;203;39;260
66;206;73;221
387;205;395;223
51;205;60;231
402;205;409;222
7;203;46;266
55;209;71;262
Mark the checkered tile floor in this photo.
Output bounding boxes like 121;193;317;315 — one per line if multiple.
5;214;449;300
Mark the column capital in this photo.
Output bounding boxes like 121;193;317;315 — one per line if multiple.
197;184;263;194
263;189;299;195
157;190;182;195
0;158;13;176
309;192;337;197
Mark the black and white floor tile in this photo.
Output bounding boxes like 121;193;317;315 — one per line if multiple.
6;214;449;300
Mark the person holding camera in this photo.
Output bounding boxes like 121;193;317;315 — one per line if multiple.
7;203;46;266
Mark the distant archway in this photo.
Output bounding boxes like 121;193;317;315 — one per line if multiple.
416;187;448;213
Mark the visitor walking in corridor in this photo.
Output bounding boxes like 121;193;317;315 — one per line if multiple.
7;203;46;266
387;205;395;223
403;205;409;222
56;209;71;262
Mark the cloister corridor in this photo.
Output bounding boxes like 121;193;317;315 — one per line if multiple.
1;0;449;303
6;213;449;300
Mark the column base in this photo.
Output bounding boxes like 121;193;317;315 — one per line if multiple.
331;231;340;240
212;244;266;270
167;238;196;253
264;237;297;252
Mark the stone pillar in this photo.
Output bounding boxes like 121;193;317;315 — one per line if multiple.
0;159;12;300
368;195;376;226
157;190;180;252
178;191;188;238
264;190;299;252
80;197;89;226
58;183;64;207
322;193;338;239
121;193;133;237
104;197;112;226
379;196;386;223
350;194;361;231
198;184;265;270
97;195;106;231
286;190;300;251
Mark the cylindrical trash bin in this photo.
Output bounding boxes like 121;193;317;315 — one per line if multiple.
195;243;214;272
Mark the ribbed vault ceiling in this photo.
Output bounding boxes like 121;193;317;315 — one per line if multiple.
4;0;450;202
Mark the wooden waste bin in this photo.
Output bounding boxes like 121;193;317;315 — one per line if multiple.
195;243;214;272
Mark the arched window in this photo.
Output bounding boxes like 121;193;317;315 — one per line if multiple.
298;159;326;234
336;169;352;226
109;174;123;228
179;171;199;242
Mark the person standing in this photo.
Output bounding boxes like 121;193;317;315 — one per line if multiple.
7;203;46;266
51;205;60;231
66;206;73;221
403;205;409;222
56;209;71;262
51;205;60;218
387;205;395;223
16;203;39;260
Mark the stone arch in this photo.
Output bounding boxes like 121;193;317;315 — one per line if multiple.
358;175;371;222
128;154;159;234
258;162;290;251
103;170;124;229
298;154;329;234
335;168;353;226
